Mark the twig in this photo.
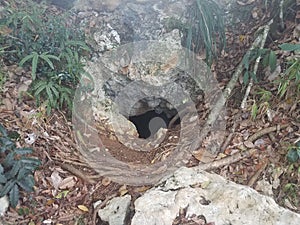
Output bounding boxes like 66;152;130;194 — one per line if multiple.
247;160;268;187
92;193;118;225
55;157;89;167
247;123;289;143
221;115;240;152
59;163;96;184
240;20;273;110
197;148;258;171
191;28;271;151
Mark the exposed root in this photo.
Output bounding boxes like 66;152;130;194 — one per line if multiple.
247;123;289;143
59;162;96;184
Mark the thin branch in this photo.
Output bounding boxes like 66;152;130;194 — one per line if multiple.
241;20;273;110
247;123;289;143
59;163;96;184
191;23;273;151
197;148;258;171
220;116;239;152
247;160;268;187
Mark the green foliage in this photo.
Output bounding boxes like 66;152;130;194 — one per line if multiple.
0;47;8;97
19;52;60;80
0;66;6;96
241;48;277;84
0;0;90;114
164;0;226;66
251;88;272;120
277;43;300;98
188;0;226;65
287;141;300;163
0;124;40;208
279;43;300;52
31;78;73;115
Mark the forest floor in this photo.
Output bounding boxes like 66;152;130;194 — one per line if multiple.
0;1;299;224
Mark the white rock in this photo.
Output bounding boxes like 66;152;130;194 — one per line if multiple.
97;195;131;225
132;167;300;225
0;195;9;216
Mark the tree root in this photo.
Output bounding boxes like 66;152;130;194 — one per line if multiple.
247;123;289;143
59;162;96;184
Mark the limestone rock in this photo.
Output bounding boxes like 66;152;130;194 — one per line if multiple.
0;194;9;216
131;166;300;225
97;195;131;225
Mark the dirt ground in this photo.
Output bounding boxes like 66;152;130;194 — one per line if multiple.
0;0;299;224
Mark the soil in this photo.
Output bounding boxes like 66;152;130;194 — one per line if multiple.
0;0;299;224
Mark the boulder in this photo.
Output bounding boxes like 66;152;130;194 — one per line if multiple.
132;166;300;225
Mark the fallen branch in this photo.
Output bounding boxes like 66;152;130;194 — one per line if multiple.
221;115;240;151
247;123;289;143
241;20;273;110
247;160;268;187
197;148;258;171
196;123;290;172
191;23;274;151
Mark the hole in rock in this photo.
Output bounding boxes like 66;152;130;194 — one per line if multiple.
129;110;180;139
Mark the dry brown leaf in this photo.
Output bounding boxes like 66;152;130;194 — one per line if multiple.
133;186;150;193
101;177;111;186
77;205;89;212
244;140;255;148
59;176;77;189
193;149;215;163
2;98;13;111
50;171;63;190
119;185;128;196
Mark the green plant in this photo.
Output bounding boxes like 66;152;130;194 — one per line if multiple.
0;0;90;113
277;43;300;98
241;48;277;84
0;63;6;96
19;51;60;80
0;46;8;96
287;141;300;163
251;88;272;119
31;78;73;115
0;124;40;208
164;0;226;66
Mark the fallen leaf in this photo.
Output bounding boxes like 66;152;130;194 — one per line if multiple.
46;199;55;205
193;149;215;163
119;185;128;196
134;186;150;193
55;190;69;199
254;139;266;147
2;98;13;111
59;176;77;189
78;205;89;212
50;171;63;190
101;177;111;186
244;140;255;148
201;181;211;189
